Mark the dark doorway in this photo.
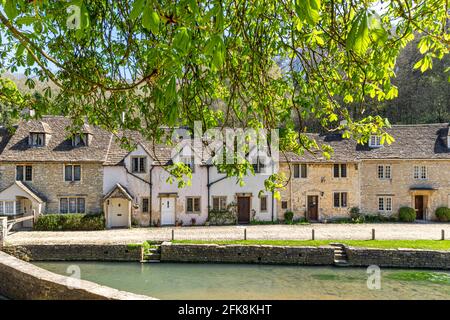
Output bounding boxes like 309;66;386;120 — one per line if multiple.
307;195;319;220
415;195;425;220
237;196;251;224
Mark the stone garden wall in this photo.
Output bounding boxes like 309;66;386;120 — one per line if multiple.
0;251;154;300
160;242;336;265
346;246;450;269
2;244;142;262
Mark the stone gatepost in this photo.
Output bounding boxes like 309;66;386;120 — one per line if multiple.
0;217;7;250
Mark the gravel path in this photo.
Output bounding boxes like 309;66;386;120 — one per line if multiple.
5;223;450;245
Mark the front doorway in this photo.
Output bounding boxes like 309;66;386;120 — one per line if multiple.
161;197;175;225
414;195;425;220
237;196;251;224
108;198;129;228
307;195;319;221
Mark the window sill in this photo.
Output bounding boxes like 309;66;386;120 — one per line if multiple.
185;212;201;215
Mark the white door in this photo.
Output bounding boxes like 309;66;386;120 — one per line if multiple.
109;199;129;228
161;197;175;225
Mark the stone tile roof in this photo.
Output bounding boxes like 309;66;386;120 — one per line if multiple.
104;130;174;166
0;116;112;163
284;123;450;162
1;117;448;165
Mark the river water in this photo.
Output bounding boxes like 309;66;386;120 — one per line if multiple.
34;262;450;300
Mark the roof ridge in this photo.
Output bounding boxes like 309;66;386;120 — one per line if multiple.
391;123;449;127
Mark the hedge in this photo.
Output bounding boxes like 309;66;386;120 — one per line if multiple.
398;207;416;222
34;213;105;231
435;207;450;222
284;211;294;223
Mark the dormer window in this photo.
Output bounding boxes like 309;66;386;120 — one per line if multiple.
131;156;146;173
30;133;45;147
181;156;195;173
369;135;382;148
72;134;88;147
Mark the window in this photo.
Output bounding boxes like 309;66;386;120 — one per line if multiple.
181;156;195;173
64;164;81;181
186;197;201;213
132;156;146;173
378;165;391;179
212;196;227;211
59;197;85;214
0;201;15;215
413;165;427;180
142;198;149;213
378;197;392;212
281;201;288;209
293;164;307;178
30;133;45;146
369;135;382;148
260;195;268;212
252;157;266;174
72;134;87;147
333;164;347;178
16;165;33;181
333;192;348;208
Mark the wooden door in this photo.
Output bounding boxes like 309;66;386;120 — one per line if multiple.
237;197;250;224
307;196;319;220
415;196;424;220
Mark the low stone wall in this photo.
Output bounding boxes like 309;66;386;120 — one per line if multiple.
346;247;450;269
3;244;142;262
160;242;335;265
0;251;155;300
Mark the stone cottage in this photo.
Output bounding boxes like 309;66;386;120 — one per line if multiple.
278;123;450;221
0;116;109;226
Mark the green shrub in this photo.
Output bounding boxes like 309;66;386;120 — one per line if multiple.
284;211;294;223
350;207;360;219
435;207;450;222
208;210;236;225
398;207;416;222
34;213;105;231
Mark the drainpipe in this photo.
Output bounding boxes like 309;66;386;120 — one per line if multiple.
206;165;229;211
149;166;154;227
271;190;275;222
207;165;210;211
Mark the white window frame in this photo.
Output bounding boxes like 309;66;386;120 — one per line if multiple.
59;197;86;214
16;165;33;182
333;192;348;208
0;201;16;216
180;156;195;173
293;164;307;179
30;133;45;147
378;165;391;179
333;164;347;178
413;165;427;180
64;164;82;182
378;196;393;213
369;135;382;148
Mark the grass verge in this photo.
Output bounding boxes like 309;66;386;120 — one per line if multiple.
172;239;450;250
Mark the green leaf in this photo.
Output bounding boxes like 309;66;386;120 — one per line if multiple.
26;50;34;66
173;27;191;54
368;14;388;45
142;6;160;34
15;16;36;26
130;0;145;20
295;0;321;26
4;0;18;20
346;11;370;55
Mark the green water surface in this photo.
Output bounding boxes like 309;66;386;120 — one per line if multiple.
34;262;450;300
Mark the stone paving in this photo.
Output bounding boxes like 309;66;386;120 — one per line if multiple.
4;223;450;245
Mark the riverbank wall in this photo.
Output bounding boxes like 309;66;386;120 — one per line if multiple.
3;242;450;269
0;251;155;300
2;244;142;262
